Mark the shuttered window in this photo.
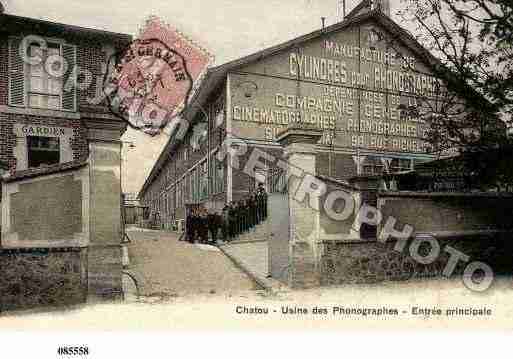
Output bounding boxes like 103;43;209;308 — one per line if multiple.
61;43;77;111
8;36;77;112
8;37;25;106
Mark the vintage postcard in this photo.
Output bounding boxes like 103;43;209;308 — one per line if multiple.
0;0;512;356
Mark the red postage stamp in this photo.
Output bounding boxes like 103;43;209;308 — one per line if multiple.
105;16;212;135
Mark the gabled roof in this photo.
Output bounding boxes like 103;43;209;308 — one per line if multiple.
138;8;447;198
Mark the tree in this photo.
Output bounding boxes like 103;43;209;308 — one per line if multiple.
395;0;513;189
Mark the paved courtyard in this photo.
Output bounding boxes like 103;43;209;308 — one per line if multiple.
123;229;260;299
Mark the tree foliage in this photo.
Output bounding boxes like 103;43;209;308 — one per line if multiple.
396;0;513;189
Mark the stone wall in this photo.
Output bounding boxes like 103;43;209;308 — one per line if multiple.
320;235;513;285
0;248;87;311
318;193;513;286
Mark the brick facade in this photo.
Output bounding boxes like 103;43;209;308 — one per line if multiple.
0;113;88;173
0;32;117;173
0;38;7;106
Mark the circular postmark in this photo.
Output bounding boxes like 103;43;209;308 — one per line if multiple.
103;38;193;136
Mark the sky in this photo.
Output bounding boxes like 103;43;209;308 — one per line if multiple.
3;0;407;194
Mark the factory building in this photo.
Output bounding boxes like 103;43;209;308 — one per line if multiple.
139;1;437;230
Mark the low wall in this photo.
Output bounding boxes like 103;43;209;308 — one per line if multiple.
321;234;513;285
1;165;91;311
0;248;87;311
320;192;513;286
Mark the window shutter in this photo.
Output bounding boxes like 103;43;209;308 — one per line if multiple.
62;43;77;112
8;36;25;107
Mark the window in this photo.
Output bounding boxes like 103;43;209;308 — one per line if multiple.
210;154;224;194
200;161;208;200
210;157;216;194
269;167;286;193
177;180;184;208
217;162;225;193
191;171;196;202
8;37;76;110
27;136;60;168
213;153;225;194
189;171;195;202
27;43;63;110
182;180;186;206
168;190;174;214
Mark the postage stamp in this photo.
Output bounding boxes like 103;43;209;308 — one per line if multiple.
104;16;212;135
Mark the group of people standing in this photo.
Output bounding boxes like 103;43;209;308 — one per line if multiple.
222;183;268;241
184;184;268;245
185;208;222;244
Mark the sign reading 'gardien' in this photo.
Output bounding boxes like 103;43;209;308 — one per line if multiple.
104;16;212;136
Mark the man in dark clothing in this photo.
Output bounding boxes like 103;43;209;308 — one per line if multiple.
241;201;246;233
199;210;209;244
239;200;246;234
235;201;242;236
189;210;198;243
254;194;259;226
257;183;268;221
234;201;240;235
186;212;193;242
244;199;252;231
228;202;237;240
216;213;223;242
207;211;219;245
253;193;259;226
221;205;230;241
249;194;257;230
